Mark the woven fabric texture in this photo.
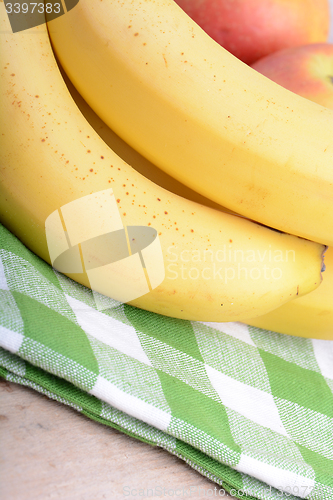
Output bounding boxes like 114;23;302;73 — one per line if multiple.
1;223;333;500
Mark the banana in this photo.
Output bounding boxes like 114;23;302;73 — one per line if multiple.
244;247;333;340
59;62;235;214
0;6;325;322
47;0;333;247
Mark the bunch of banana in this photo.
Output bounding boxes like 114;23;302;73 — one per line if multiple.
0;4;325;323
46;0;333;247
72;73;333;340
65;61;333;340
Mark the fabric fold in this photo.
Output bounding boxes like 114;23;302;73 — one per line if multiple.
1;223;333;500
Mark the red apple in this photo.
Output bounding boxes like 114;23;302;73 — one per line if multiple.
251;43;333;109
174;0;330;65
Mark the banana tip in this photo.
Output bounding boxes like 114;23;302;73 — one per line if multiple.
321;245;329;274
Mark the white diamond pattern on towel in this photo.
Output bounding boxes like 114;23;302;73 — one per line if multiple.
100;401;177;451
66;294;152;366
90;375;171;431
236;454;315;499
205;364;289;437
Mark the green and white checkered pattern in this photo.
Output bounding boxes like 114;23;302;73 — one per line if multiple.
1;223;333;500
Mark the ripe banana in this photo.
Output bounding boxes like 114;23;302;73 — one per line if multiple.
0;6;325;322
60;63;235;214
47;0;333;246
244;247;333;340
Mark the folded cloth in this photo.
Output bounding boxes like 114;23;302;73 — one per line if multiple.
0;223;333;500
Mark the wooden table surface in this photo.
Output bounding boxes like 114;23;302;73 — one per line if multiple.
0;378;234;500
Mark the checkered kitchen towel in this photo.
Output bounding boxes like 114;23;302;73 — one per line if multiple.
1;222;333;500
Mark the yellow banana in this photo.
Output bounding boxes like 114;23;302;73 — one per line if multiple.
244;247;333;340
60;63;235;214
47;0;333;246
0;6;325;322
